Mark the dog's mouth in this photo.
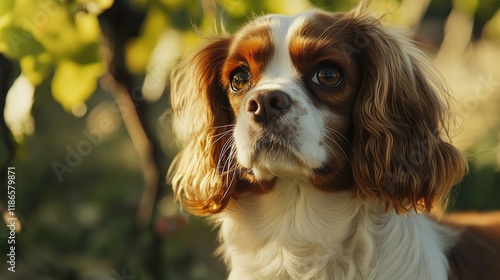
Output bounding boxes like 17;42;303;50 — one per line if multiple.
242;128;315;179
249;129;299;160
234;102;329;180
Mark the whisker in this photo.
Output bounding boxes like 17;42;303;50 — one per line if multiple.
324;136;349;163
209;128;234;141
206;128;234;153
217;135;235;170
210;124;237;130
324;126;352;148
322;129;350;163
220;141;238;203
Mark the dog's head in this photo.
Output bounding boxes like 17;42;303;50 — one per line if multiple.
168;8;467;215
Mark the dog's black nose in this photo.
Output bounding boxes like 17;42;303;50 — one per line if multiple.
246;90;291;124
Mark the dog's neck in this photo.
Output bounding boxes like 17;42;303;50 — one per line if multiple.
213;178;457;280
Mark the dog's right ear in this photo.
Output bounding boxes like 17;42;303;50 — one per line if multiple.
167;36;238;215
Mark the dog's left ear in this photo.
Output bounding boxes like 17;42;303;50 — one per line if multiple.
349;14;468;213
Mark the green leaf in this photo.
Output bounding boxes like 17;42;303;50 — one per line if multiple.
52;59;105;111
0;0;14;34
6;1;104;59
20;52;53;86
452;0;478;15
76;0;114;14
0;0;14;17
125;9;168;74
0;26;46;58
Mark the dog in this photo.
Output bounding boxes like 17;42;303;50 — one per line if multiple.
168;5;500;280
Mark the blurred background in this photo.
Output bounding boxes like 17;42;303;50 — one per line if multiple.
0;0;499;279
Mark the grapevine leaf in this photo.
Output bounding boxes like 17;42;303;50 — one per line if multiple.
20;52;53;86
52;59;105;111
76;0;114;14
0;0;14;28
125;9;168;74
0;26;46;59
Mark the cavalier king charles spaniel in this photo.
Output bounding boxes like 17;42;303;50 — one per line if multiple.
168;5;500;280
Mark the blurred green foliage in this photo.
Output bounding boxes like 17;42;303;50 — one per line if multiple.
0;0;111;111
0;0;499;279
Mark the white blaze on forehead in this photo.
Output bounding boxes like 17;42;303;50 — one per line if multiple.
234;11;329;179
261;11;313;81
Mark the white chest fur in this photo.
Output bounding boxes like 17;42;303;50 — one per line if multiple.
213;178;456;280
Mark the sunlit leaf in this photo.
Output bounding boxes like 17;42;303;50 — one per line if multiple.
5;1;103;59
30;8;85;58
52;59;105;111
20;52;53;86
1;0;108;115
0;0;14;15
452;0;478;15
75;12;101;43
0;0;14;31
125;38;151;74
160;0;186;9
125;9;168;74
76;0;114;14
483;10;500;41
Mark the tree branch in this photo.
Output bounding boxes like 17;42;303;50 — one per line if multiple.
99;1;165;279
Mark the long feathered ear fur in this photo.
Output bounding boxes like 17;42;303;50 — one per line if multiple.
167;36;237;215
349;12;468;213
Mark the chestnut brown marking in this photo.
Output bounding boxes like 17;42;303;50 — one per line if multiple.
289;12;362;191
445;218;500;280
223;22;275;113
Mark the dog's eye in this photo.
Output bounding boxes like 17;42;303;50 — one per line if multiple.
312;66;343;87
230;67;251;92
